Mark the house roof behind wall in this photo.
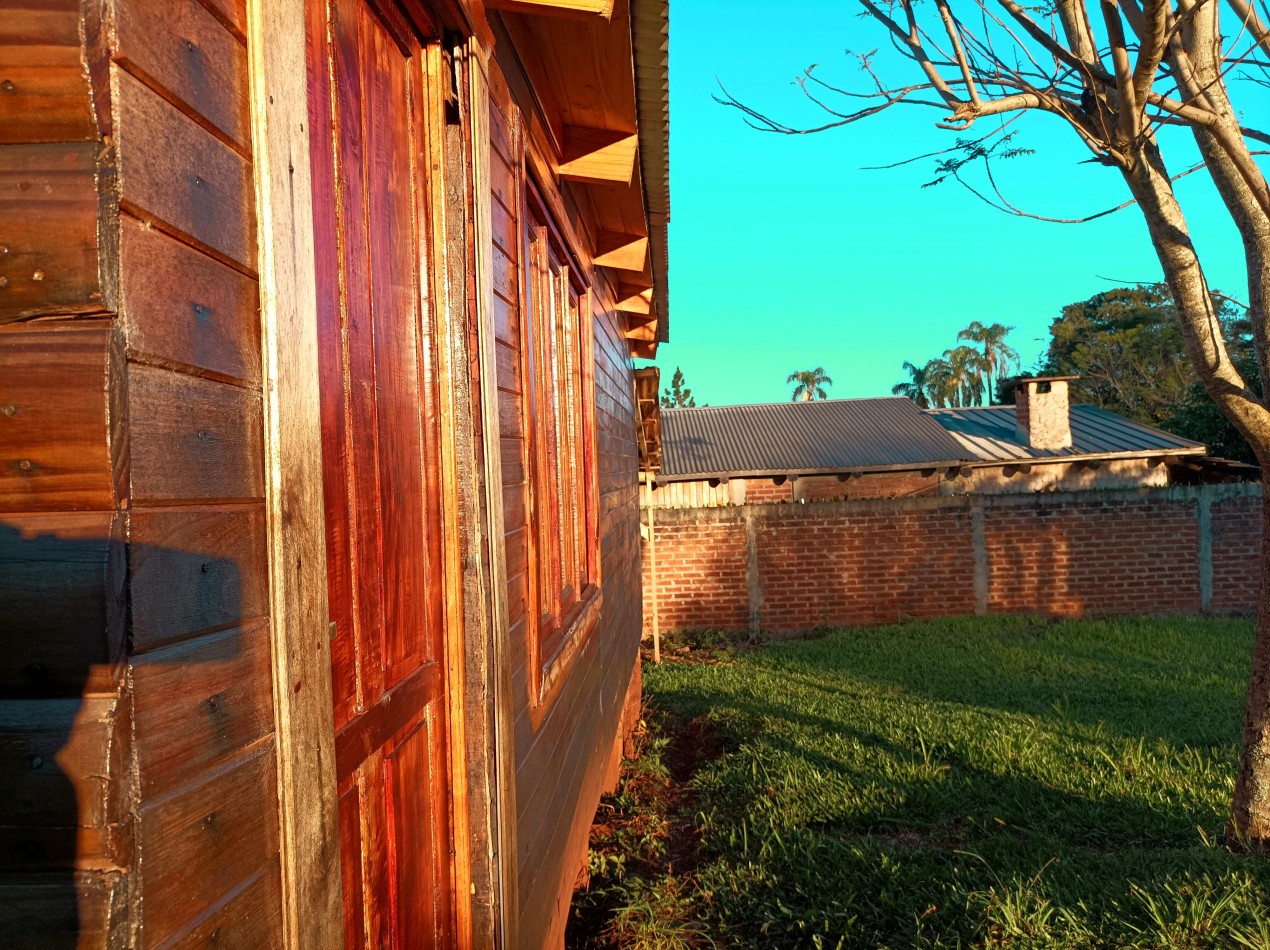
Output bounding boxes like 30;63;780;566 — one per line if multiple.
930;404;1206;461
657;398;1210;483
659;398;972;480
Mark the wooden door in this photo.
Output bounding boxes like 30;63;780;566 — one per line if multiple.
305;0;455;945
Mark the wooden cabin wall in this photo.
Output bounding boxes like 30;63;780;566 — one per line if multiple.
1;0;283;943
486;65;644;948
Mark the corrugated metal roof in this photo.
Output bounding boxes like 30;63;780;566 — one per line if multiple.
660;398;973;479
658;399;1208;481
929;404;1206;461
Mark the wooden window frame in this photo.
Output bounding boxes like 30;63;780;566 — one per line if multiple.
520;180;601;700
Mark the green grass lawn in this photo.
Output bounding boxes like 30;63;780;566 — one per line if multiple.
572;616;1270;949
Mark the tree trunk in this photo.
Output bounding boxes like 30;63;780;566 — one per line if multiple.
1231;491;1270;849
1117;139;1270;847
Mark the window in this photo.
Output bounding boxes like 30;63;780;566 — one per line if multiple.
522;186;600;691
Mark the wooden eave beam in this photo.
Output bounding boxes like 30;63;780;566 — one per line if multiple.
629;338;657;359
615;283;653;314
625;321;657;343
484;0;613;21
558;125;637;185
593;230;648;272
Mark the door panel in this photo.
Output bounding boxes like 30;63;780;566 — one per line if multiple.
306;0;454;944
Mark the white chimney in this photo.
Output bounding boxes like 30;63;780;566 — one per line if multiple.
1015;377;1075;450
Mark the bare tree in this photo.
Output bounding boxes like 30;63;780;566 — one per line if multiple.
719;1;1270;846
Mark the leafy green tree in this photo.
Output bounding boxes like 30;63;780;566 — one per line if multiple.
891;360;931;408
787;367;833;401
1036;285;1255;461
1040;285;1194;424
660;366;699;408
958;321;1019;404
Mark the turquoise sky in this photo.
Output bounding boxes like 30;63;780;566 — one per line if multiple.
644;1;1266;406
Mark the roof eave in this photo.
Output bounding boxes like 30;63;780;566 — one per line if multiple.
658;446;1210;483
630;0;669;343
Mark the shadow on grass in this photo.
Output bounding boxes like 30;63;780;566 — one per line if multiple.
637;618;1269;947
751;616;1250;748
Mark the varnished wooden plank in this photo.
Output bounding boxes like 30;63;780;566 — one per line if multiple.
0;693;120;870
502;480;526;530
361;6;433;689
491;195;517;258
504;522;528;575
119;213;261;383
0;143;102;322
197;0;249;42
128;504;267;652
492;242;518;304
115;67;257;270
471;49;521;949
326;0;386;715
488;96;514;166
0;321;115;512
494;339;521;394
390;715;449;944
165;867;284;947
136;739;280;947
334;662;441;784
501;436;525;487
306;0;357;729
339;787;366;950
127;364;264;503
249;0;342;941
131;621;275;798
492;292;518;345
490;147;516;216
0;510;123;699
359;751;392;950
497;386;524;437
506;570;528;627
0;1;94;143
114;0;252;151
0;870;125;947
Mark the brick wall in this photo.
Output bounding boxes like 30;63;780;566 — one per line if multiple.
1212;494;1263;612
795;471;939;502
642;485;1262;635
741;480;794;504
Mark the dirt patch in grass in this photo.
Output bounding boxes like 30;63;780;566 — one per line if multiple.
566;692;722;948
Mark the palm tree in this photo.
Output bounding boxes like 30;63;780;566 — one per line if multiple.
922;357;955;408
957;321;1020;405
787;367;833;401
943;346;987;408
892;360;930;408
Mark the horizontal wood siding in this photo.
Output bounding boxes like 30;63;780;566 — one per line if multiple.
487;70;643;948
0;4;124;939
0;1;280;943
108;0;282;942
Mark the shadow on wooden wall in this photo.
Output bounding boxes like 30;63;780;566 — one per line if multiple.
0;520;241;945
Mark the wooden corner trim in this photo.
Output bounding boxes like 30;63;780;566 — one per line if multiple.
247;0;343;946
